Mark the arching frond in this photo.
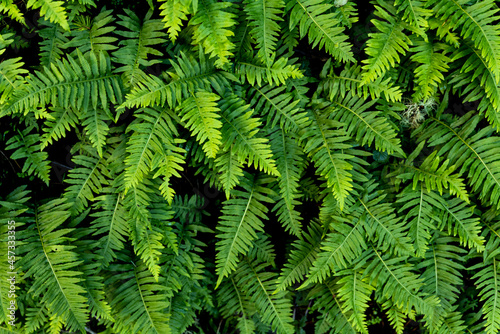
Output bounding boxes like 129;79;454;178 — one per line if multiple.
471;257;500;334
40;107;78;149
26;0;69;31
394;0;431;39
0;57;27;106
215;173;275;287
158;0;192;42
66;9;117;54
38;19;69;67
217;277;256;334
235;56;303;87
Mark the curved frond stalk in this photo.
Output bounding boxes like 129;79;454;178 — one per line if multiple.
189;0;236;68
235;56;303;87
178;90;222;159
215;173;275;287
38;19;70;67
66;9;117;54
234;258;294;334
360;5;412;84
428;0;500;82
64;154;110;215
26;0;69;31
5;126;50;185
244;0;284;66
410;38;451;101
108;258;171;334
19;198;89;332
471;257;500;334
249;84;309;132
121;51;233;110
336;269;374;333
418;113;500;209
319;61;402;103
269;127;305;237
40;107;79;149
275;220;322;291
286;0;354;62
299;102;354;210
330;92;404;156
159;0;192;42
113;9;166;88
0;51;123;118
0;57;27;106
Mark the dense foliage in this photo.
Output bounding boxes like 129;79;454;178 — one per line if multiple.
1;0;500;333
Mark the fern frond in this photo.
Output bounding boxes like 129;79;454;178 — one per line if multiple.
428;0;500;82
178;90;222;159
299;102;353;210
0;51;123;117
418;113;500;209
360;5;412;84
234;257;294;334
26;0;69;31
38;19;69;67
153;141;186;204
81;108;111;157
336;269;374;333
410;38;451;101
158;0;192;42
269;127;305;237
0;1;24;24
40;107;79;149
286;0;354;62
319;61;402;103
19;198;89;332
5;126;50;185
394;0;431;39
63;153;109;215
113;9;166;88
235;56;303;87
189;0;236;67
66;9;117;54
215;173;275;287
470;257;500;334
215;144;245;198
0;57;27;106
249;83;309;132
107;257;171;334
122;51;233;110
330;92;404;155
275;221;322;291
217;277;256;334
244;0;284;66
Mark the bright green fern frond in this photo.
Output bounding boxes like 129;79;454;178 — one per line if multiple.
215;144;245;198
360;4;412;84
244;0;284;66
217;277;256;334
249;83;309;132
152;140;186;204
410;38;451;101
235;56;303;87
286;0;354;62
38;19;69;67
5;126;50;185
427;0;500;82
159;0;192;42
178;90;222;159
234;257;294;334
394;0;431;39
108;257;171;334
0;57;27;106
0;50;123;117
269;127;305;237
66;9;117;54
275;220;322;291
122;51;233;110
19;198;89;332
470;257;500;334
113;9;166;88
330;92;404;155
215;173;275;287
299;101;353;210
81;108;111;157
26;0;69;31
0;1;24;24
417;113;500;209
189;0;236;68
40;107;79;149
63;153;110;215
336;269;374;333
319;61;402;103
